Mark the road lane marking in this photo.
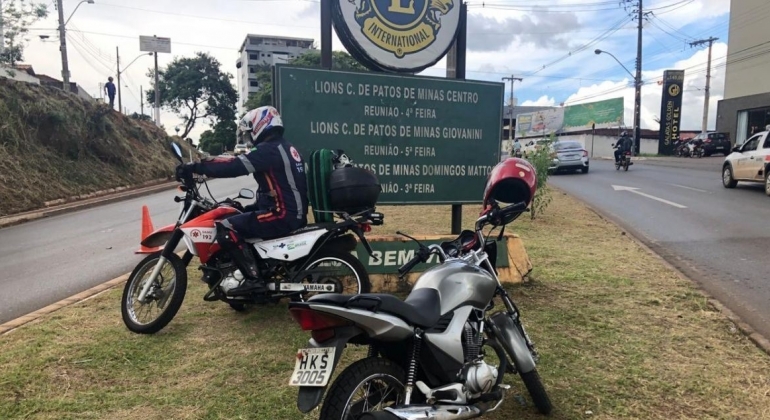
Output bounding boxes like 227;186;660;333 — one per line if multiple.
612;185;688;209
670;183;709;193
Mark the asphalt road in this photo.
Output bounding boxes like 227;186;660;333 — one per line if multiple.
551;157;770;340
0;177;255;324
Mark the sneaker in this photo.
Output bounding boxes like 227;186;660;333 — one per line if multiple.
226;278;267;296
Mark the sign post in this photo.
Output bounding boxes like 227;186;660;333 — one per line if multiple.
314;0;483;233
140;35;171;126
275;65;503;205
657;70;685;155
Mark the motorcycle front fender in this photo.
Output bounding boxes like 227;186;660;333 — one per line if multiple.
489;311;536;374
297;326;363;413
140;224;176;248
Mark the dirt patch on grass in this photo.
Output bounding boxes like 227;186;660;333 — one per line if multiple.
1;193;770;419
0;78;193;216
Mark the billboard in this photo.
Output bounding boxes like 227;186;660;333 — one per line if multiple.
275;65;504;204
563;97;624;132
515;97;624;138
657;70;685;155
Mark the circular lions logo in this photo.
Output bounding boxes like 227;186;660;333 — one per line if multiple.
334;0;461;72
290;146;302;162
668;84;681;97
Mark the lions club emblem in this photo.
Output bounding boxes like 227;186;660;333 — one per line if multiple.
350;0;454;58
334;0;460;72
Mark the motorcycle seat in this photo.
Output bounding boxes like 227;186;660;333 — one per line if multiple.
244;222;336;243
308;288;442;328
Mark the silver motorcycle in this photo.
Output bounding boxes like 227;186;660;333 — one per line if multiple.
287;201;552;419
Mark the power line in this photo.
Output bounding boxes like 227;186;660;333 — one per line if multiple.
523;14;634;76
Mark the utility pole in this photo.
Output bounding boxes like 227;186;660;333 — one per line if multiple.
154;51;160;125
1;0;5;57
140;85;144;116
116;46;122;113
690;37;718;135
56;0;71;90
633;0;643;155
502;75;523;141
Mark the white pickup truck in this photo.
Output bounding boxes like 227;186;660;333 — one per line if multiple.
722;130;770;195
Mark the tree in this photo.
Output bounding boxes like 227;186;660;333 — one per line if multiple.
198;120;237;155
243;65;273;111
146;52;237;139
243;50;368;112
290;50;369;72
1;0;48;66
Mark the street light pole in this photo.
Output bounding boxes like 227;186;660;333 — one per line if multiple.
56;0;70;90
0;0;5;57
115;51;151;115
116;46;121;113
595;48;641;154
56;0;95;91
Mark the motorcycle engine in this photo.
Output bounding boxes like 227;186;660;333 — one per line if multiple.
464;361;498;394
461;320;498;394
219;270;244;293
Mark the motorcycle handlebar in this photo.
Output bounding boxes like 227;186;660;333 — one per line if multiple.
397;253;423;276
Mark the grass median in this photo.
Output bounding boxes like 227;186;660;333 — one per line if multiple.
2;192;770;419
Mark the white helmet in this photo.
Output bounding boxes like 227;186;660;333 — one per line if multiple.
238;106;284;145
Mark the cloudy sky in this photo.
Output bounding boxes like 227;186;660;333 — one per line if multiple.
19;0;734;141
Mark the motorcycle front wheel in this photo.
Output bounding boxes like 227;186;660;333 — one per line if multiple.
521;368;553;415
121;251;188;334
320;357;406;419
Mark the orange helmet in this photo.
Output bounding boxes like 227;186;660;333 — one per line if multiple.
482;158;537;220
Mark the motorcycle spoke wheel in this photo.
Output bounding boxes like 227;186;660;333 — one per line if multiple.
321;358;406;420
121;252;188;334
292;249;371;301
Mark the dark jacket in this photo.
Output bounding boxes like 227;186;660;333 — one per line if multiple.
196;136;308;224
617;136;633;152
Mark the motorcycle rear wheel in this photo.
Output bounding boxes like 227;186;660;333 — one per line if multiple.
291;248;371;301
320;357;406;420
121;252;187;334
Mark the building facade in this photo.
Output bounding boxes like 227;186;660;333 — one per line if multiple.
716;0;770;145
236;34;314;115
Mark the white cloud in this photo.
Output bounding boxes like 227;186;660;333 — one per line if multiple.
563;42;728;131
521;95;557;107
12;0;730;141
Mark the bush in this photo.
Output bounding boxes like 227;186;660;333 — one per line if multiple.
525;133;555;219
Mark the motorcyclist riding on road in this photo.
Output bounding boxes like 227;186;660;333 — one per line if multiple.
614;131;633;163
176;106;309;296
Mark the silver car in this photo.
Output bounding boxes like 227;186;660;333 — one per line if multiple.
549;141;590;174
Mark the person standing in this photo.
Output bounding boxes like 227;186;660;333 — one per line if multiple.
104;77;116;110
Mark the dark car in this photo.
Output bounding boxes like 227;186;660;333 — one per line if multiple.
692;132;730;156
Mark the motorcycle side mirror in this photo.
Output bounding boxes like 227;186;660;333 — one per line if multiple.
170;142;184;163
238;188;255;200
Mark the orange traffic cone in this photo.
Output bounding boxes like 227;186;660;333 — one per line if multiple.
136;205;162;254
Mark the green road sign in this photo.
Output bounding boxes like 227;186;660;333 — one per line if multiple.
275;65;504;204
350;237;510;275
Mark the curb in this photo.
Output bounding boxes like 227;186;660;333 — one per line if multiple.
552;186;770;356
0;273;129;336
0;250;189;336
0;179;178;229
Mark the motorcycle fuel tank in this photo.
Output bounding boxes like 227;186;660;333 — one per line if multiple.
411;260;497;314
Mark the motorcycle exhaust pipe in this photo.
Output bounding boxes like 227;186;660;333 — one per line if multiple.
360;405;483;420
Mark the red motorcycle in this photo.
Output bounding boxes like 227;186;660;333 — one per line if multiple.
121;142;383;334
